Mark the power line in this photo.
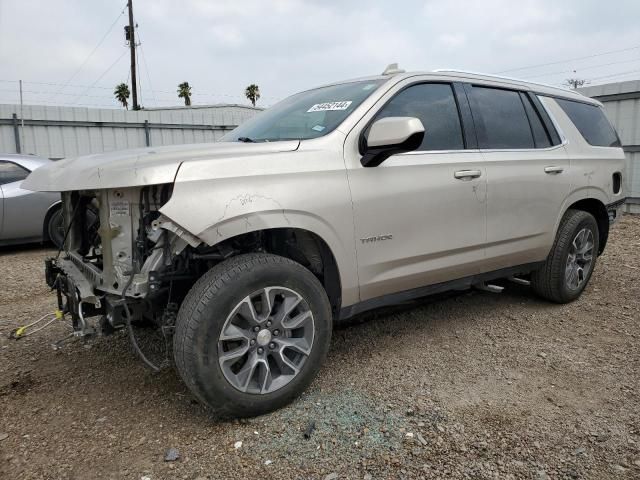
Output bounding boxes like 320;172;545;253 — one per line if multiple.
49;3;127;101
496;45;640;74
0;78;281;101
70;50;129;104
587;68;640;82
521;57;640;80
135;28;159;107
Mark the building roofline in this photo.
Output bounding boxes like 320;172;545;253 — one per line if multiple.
142;103;264;111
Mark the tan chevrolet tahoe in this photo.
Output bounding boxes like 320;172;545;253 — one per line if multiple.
23;67;626;417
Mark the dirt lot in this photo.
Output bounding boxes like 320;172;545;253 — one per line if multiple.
1;215;639;480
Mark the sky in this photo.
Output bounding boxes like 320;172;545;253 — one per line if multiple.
0;0;639;109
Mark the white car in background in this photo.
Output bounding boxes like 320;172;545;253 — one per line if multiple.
0;154;63;248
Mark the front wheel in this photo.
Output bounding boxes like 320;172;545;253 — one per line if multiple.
173;253;332;418
532;209;599;303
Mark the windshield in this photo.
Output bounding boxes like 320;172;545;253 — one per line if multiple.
223;79;385;142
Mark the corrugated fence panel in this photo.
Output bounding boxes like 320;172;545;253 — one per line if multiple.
580;81;640;200
0;103;260;159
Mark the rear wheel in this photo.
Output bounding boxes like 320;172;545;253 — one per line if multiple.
47;208;65;249
532;209;599;303
173;253;332;418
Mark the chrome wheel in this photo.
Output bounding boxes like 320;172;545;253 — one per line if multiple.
218;286;315;394
565;228;595;291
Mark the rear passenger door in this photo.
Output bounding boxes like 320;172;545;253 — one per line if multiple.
465;84;569;271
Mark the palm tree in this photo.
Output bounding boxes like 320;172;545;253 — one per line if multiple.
177;82;192;106
245;84;260;107
114;83;130;110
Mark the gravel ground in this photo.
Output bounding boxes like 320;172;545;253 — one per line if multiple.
1;215;639;480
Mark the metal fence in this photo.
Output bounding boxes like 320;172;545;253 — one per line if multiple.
0;103;261;159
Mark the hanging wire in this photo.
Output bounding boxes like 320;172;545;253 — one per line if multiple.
70;50;129;105
49;3;128;101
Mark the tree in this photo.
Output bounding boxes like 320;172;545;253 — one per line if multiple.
114;83;130;110
177;82;192;106
245;84;260;107
565;78;587;89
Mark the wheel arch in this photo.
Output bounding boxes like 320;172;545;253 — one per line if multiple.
208;226;344;318
563;197;609;254
41;200;62;242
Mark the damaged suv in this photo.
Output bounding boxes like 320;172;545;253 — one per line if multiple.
23;67;626;417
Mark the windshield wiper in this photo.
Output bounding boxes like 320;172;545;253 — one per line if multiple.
237;136;255;143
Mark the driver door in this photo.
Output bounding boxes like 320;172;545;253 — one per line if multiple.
344;81;487;301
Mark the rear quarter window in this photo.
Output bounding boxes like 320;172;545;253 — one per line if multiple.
555;98;621;147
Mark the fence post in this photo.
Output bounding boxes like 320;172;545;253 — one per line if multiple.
12;113;21;153
144;120;151;147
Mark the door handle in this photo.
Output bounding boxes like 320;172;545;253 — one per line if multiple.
454;169;482;180
544;166;564;174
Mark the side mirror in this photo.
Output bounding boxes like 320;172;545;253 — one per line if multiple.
360;116;425;167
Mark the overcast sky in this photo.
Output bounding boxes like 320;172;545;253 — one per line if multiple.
1;0;639;109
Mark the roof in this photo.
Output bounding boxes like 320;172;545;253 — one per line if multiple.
578;79;640;99
313;69;600;106
0;153;51;170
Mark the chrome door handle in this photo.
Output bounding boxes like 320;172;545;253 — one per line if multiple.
454;169;482;180
544;166;564;174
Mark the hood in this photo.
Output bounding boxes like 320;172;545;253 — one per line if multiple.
22;140;300;192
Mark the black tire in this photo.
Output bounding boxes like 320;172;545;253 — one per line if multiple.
46;208;65;249
531;209;599;303
173;253;332;418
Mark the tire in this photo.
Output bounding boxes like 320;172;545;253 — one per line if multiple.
532;209;599;303
47;208;65;249
173;253;332;418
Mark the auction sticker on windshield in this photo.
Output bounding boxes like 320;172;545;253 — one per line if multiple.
307;101;352;112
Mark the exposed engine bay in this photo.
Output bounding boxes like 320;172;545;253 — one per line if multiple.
45;184;323;347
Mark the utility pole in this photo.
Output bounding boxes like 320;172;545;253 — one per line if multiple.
127;0;139;110
19;80;25;151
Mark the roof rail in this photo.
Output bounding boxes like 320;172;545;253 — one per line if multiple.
433;69;580;95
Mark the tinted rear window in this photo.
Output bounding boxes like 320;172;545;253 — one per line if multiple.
522;95;551;148
468;86;534;149
0;161;29;185
555;99;620;147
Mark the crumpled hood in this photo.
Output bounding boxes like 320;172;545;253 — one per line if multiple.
22;140;300;192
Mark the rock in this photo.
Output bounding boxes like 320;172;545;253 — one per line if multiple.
538;352;547;359
234;441;243;449
325;474;338;480
304;421;316;439
164;448;180;462
0;433;8;441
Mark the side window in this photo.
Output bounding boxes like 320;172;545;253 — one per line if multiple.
468;86;534;149
521;94;552;148
555;98;621;147
373;83;465;151
0;161;29;186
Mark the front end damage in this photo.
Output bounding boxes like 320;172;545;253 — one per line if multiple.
46;184;202;341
